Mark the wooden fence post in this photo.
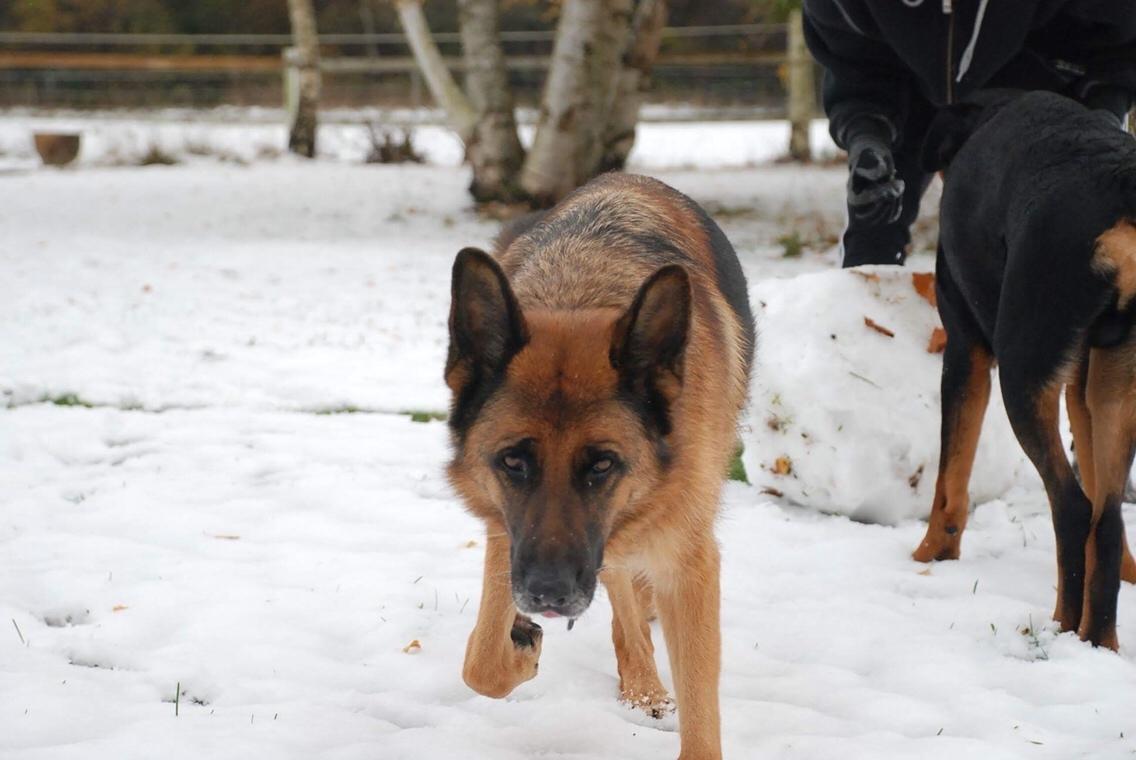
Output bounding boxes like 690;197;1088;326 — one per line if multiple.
786;8;813;162
283;46;299;122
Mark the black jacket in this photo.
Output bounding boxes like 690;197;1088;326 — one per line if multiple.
803;0;1136;148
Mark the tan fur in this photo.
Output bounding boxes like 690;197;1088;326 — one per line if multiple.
603;568;672;716
449;175;748;760
462;533;541;697
1080;345;1136;649
913;347;993;563
1093;221;1136;309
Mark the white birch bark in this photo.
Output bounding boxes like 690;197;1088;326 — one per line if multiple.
601;0;666;172
395;0;477;142
286;0;321;158
459;0;526;202
520;0;633;205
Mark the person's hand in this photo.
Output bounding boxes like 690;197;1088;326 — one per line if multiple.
847;132;905;226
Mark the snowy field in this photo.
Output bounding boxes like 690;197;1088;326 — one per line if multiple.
3;117;1136;760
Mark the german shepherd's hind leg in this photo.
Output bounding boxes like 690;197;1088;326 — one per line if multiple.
914;263;993;562
654;536;722;760
1067;365;1136;585
463;532;543;698
603;567;672;718
1079;345;1136;649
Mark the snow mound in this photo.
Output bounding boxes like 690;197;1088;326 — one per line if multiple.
743;266;1031;525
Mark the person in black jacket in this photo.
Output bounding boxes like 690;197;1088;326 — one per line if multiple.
803;0;1136;267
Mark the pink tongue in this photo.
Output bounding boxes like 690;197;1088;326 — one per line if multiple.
541;611;562;618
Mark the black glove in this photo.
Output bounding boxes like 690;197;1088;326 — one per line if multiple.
845;117;905;227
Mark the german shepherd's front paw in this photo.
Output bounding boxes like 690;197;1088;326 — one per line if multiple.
620;685;674;719
463;614;543;699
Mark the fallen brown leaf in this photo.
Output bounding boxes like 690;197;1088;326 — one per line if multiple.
760;487;785;498
464;540;478;548
864;317;896;338
927;327;947;354
912;272;937;307
403;639;422;654
772;456;793;476
112;605;128;612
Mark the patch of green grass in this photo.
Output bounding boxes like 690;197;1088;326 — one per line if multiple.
406;410;447;423
139;145;179;166
46;393;94;408
313;405;364;415
727;443;748;483
777;231;804;258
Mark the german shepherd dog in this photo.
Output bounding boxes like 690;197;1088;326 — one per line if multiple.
445;173;754;759
913;90;1136;649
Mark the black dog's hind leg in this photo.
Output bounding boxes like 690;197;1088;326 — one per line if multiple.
1079;344;1136;649
914;259;993;563
1001;371;1091;632
1067;362;1136;587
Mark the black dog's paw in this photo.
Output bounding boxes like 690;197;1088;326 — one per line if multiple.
510;615;543;649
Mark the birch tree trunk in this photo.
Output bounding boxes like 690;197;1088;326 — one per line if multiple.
520;0;633;206
286;0;321;158
600;0;666;172
786;8;814;162
459;0;526;202
395;0;477;142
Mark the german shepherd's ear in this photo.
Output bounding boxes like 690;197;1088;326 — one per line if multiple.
446;247;528;393
919;102;983;173
611;265;692;411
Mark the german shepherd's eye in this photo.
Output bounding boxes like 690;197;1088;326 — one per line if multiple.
497;449;530;479
583;452;620;487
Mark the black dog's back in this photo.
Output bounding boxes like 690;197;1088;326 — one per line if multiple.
929;91;1136;356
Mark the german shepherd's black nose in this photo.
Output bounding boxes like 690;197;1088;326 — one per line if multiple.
516;563;594;617
524;568;574;608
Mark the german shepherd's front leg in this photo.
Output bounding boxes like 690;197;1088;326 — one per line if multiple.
463;531;542;698
655;538;722;760
603;567;672;717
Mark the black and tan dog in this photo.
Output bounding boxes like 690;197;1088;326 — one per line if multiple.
445;173;754;759
913;89;1136;649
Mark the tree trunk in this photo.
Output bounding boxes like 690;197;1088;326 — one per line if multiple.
286;0;321;158
786;8;814;162
395;0;477;142
458;0;526;202
520;0;633;206
600;0;666;172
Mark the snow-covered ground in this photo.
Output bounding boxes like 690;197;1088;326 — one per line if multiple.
4;116;1136;760
0;111;838;170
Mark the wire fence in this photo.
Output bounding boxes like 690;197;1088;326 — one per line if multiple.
0;24;819;117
